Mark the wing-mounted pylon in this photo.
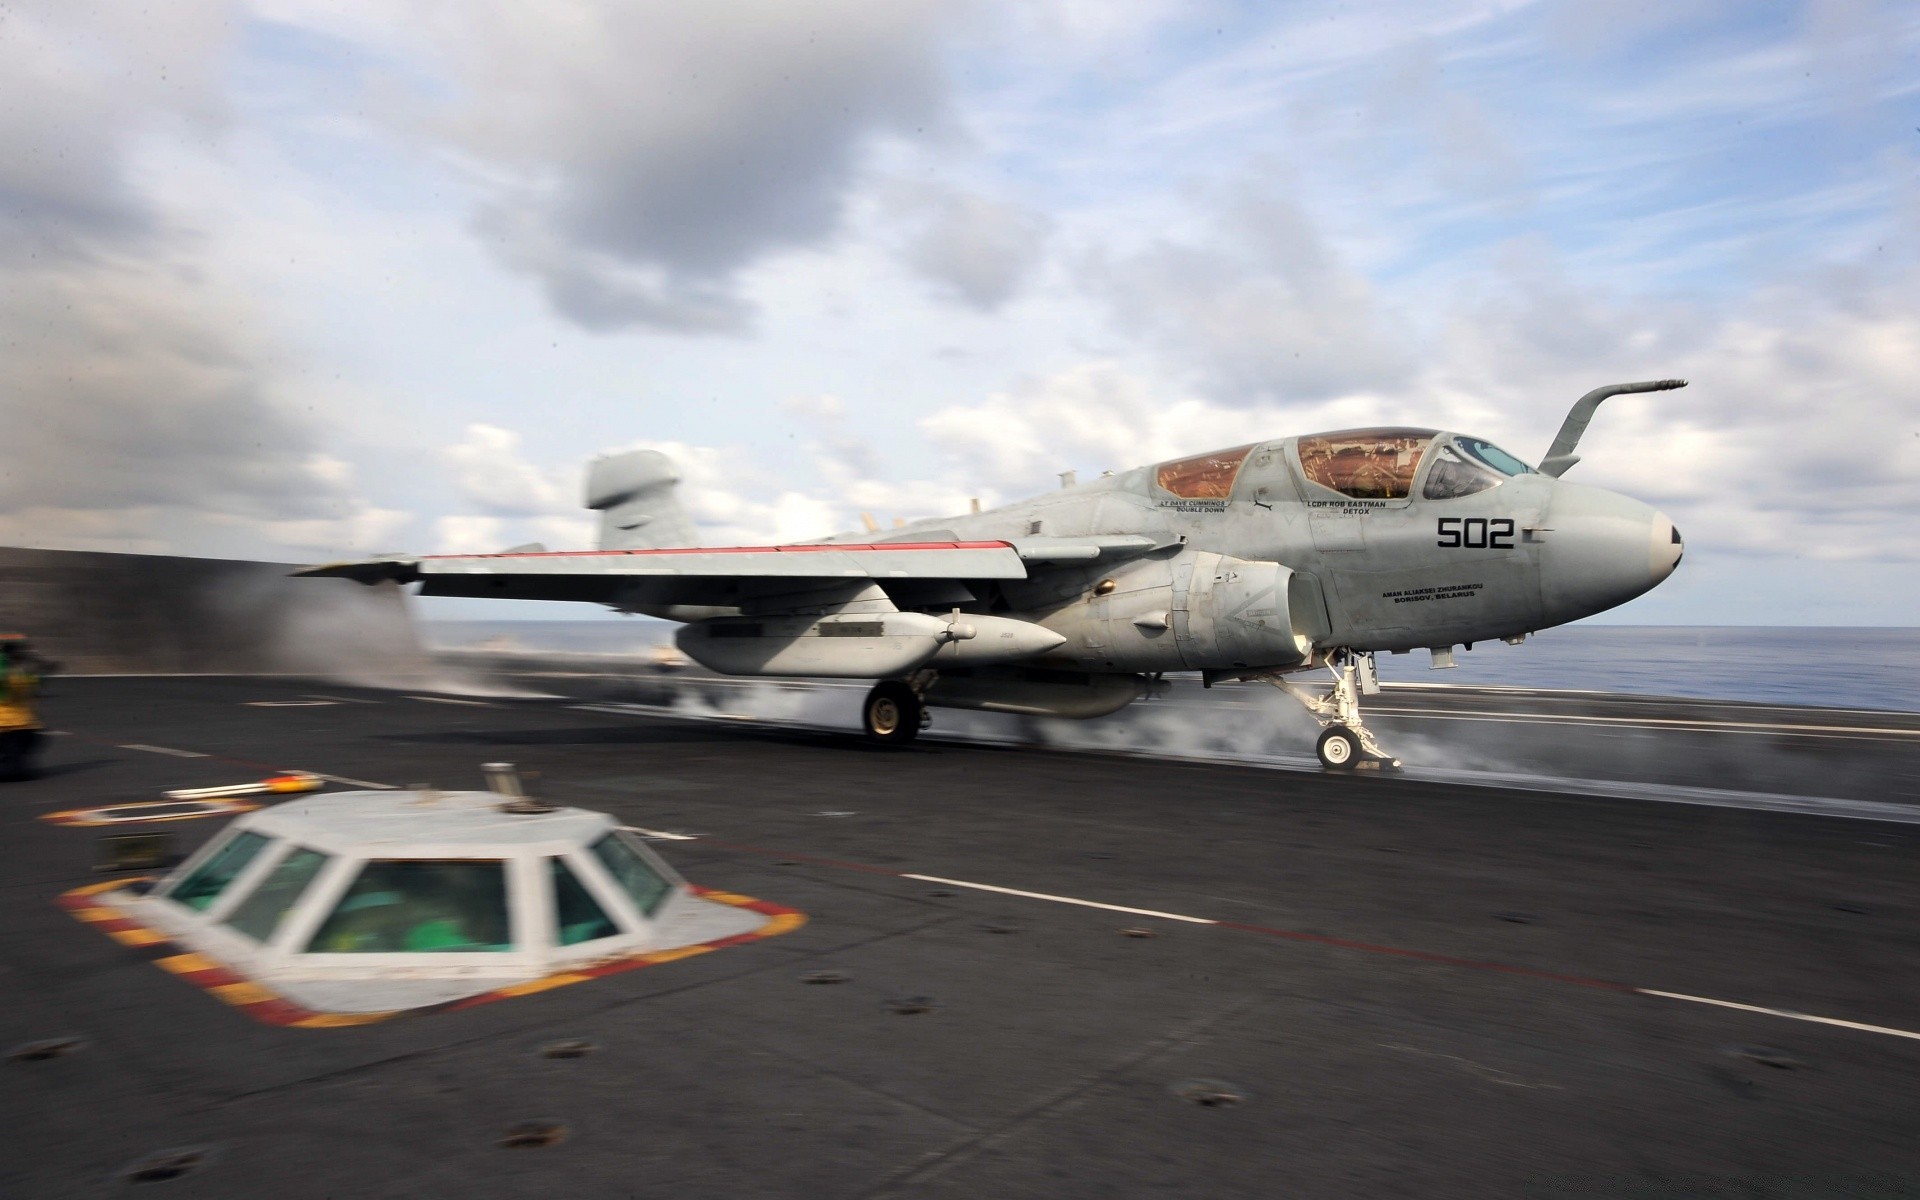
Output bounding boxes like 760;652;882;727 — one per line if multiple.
1005;534;1168;564
1538;378;1687;477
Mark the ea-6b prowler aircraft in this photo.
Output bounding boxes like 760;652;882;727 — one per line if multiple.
303;380;1686;769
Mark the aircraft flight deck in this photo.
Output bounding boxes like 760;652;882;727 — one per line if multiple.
4;671;1917;1197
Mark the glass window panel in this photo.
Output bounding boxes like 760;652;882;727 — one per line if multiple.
222;847;331;943
1296;429;1435;499
1154;444;1256;499
1457;437;1534;476
164;830;270;911
306;860;512;953
590;834;671;918
551;857;620;946
1422;443;1505;500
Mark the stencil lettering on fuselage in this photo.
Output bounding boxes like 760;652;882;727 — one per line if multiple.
1307;499;1388;552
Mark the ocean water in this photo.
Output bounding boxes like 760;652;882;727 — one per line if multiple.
423;621;1920;714
1369;626;1920;711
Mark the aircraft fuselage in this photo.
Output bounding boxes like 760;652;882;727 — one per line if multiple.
829;428;1681;674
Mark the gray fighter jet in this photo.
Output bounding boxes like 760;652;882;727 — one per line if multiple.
303;380;1685;769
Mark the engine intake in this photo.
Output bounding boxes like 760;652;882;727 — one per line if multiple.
1177;552;1317;669
1047;550;1321;673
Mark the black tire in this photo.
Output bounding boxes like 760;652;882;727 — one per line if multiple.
1315;726;1361;770
862;681;923;745
0;729;39;782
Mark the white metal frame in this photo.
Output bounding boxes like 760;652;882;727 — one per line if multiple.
141;811;693;983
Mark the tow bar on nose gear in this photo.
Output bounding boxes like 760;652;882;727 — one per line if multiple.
1268;651;1403;772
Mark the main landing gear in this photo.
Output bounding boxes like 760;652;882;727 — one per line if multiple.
861;679;930;746
1268;650;1402;772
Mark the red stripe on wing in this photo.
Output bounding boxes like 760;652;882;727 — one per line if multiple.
415;541;1013;561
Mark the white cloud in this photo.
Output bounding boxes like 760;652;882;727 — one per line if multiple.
892;184;1052;309
919;356;1456;501
1359;38;1528;201
1605;278;1920;564
0;0;415;564
1082;184;1417;402
434;427;598;552
424;418;992;552
443;424;575;517
247;505;413;559
923;363;1201;487
0;0;237;259
433;514;505;556
415;240;1920;574
922;243;1920;571
0;252;410;559
338;0;958;332
612;440;840;545
4;0;1917;627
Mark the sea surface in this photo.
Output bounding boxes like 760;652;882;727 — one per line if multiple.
423;621;1920;714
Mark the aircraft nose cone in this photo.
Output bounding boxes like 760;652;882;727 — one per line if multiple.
1539;483;1678;622
1653;512;1683;582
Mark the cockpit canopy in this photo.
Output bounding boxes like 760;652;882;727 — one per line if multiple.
1148;428;1538;504
1295;428;1433;499
1293;427;1534;501
1422;436;1535;499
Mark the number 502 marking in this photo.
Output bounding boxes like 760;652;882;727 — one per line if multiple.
1437;517;1515;549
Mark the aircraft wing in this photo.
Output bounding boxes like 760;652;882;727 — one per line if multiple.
295;536;1160;608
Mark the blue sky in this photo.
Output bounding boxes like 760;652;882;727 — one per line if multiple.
2;0;1916;624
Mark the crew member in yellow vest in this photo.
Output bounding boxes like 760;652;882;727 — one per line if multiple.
0;635;45;782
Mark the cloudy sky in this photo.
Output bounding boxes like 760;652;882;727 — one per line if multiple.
3;0;1916;624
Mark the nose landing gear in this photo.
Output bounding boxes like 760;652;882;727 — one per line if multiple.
1269;651;1402;772
1315;726;1362;768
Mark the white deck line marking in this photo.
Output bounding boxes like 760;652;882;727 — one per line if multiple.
119;740;394;789
117;744;208;758
305;694;382;704
1379;681;1918;718
1638;989;1920;1042
1400;766;1920;825
624;675;864;689
901;874;1218;924
1153;702;1916;740
306;773;398;790
573;702;788;725
551;768;1920;1043
405;695;495;707
1368;708;1920;738
620;825;697;841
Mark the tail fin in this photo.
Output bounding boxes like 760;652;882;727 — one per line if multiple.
584;449;699;550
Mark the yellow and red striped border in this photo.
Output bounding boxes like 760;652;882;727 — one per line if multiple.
59;878;805;1029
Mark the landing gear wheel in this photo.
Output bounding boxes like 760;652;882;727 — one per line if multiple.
1268;651;1401;770
863;681;923;746
1316;726;1361;770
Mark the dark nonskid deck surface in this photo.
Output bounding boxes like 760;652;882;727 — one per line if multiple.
5;677;1920;1198
443;651;1920;807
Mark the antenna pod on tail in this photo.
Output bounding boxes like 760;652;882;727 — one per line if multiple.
584;450;698;550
